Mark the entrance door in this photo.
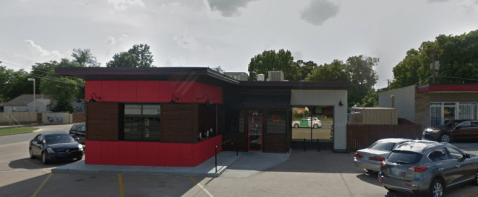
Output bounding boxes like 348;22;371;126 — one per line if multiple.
248;117;263;151
430;106;442;127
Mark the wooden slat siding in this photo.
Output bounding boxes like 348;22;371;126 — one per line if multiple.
161;103;197;143
87;102;119;141
347;124;422;151
222;133;248;152
264;134;287;153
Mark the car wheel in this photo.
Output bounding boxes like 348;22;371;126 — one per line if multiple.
41;152;48;164
76;156;83;161
29;148;35;159
365;169;374;174
440;134;451;143
429;179;444;197
473;171;478;185
313;124;318;129
294;124;299;128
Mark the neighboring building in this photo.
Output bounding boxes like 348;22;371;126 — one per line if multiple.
379;84;478;129
3;94;52;112
224;72;248;81
56;67;349;167
72;99;86;112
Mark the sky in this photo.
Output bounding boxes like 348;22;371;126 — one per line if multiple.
1;0;478;89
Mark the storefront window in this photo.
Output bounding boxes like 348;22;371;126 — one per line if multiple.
123;104;161;141
266;110;286;134
459;103;477;120
226;110;246;133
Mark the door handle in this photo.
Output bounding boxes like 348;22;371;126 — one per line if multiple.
456;164;461;168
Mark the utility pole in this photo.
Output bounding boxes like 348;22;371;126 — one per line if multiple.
27;78;35;112
427;49;440;84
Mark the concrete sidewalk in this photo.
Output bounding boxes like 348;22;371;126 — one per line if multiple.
52;151;240;177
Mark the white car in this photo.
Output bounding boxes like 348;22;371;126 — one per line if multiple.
354;138;411;173
292;117;322;128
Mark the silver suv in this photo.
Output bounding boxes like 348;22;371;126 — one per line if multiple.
378;140;478;197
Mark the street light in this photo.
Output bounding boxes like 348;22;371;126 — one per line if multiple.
27;78;35;112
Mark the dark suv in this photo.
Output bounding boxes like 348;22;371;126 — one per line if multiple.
422;120;478;142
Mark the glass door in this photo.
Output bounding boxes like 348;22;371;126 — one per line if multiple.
248;117;263;151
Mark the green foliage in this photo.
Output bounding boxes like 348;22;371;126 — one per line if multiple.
346;55;379;107
0;63;31;103
72;48;100;67
296;60;318;80
39;68;82;112
358;90;378;107
305;60;349;82
107;44;154;68
247;49;300;81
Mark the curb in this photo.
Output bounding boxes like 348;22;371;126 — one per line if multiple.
51;166;228;177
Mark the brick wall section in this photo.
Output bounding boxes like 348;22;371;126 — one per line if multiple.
429;93;478;103
415;91;430;129
72;112;85;123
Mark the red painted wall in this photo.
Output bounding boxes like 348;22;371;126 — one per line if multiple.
85;81;222;104
417;84;478;93
85;135;223;166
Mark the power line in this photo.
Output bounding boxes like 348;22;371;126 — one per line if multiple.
0;62;84;87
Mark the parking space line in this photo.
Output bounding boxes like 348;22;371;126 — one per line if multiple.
31;173;53;197
24;160;51;173
189;176;214;197
118;174;125;197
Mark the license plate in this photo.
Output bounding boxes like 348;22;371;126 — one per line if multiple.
391;169;404;177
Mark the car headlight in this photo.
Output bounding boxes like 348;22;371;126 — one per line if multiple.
46;148;55;153
78;144;83;151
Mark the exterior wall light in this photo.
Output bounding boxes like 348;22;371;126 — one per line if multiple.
339;100;343;107
88;93;101;103
170;94;179;104
196;94;212;106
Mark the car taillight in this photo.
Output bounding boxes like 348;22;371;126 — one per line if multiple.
355;153;363;158
407;166;428;172
369;156;385;161
381;161;387;167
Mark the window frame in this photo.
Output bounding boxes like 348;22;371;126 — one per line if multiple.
122;104;161;142
427;148;449;162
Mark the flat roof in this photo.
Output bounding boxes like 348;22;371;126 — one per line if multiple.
417;83;478;93
55;67;350;90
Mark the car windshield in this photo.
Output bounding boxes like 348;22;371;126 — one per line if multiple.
387;151;421;164
45;134;75;144
369;142;396;151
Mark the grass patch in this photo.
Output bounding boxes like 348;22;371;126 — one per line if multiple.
0;127;38;135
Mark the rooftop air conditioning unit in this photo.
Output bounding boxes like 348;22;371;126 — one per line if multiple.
257;74;265;81
268;71;284;81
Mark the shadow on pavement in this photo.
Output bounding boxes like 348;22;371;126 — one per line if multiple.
356;173;381;186
9;157;79;170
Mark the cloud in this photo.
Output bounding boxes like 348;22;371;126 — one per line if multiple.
164;56;187;67
173;30;201;50
207;0;257;17
428;0;449;3
107;0;145;10
300;0;339;26
24;40;61;59
104;34;128;58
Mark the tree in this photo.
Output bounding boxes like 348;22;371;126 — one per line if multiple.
296;60;318;80
247;49;300;81
39;69;82;112
0;63;32;103
107;44;154;68
305;60;349;82
346;55;379;107
72;48;100;67
358;90;378;107
212;66;224;73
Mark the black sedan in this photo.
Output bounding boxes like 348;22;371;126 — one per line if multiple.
70;124;86;144
29;133;84;164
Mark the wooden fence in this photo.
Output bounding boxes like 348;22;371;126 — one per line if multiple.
347;124;422;151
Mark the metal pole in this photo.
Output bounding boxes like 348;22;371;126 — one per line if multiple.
236;138;238;156
303;138;305;151
215;146;218;173
431;54;436;84
33;79;35;112
310;107;313;141
317;139;320;152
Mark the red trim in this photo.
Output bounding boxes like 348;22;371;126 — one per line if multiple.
85;81;222;104
247;117;263;152
85;135;222;167
417;84;478;93
56;69;208;73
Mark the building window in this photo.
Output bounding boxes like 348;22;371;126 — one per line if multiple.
458;103;477;120
266;110;286;134
123;104;161;141
226;110;246;133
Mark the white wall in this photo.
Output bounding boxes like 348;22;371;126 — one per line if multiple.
4;106;28;112
291;90;348;151
378;85;416;122
27;100;48;112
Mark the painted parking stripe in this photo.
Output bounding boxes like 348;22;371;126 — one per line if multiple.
31;173;53;197
118;174;125;197
24;160;51;173
189;176;214;197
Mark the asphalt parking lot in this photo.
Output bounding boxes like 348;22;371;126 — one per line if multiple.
1;125;478;197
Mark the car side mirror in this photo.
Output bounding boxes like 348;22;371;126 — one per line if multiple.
465;153;471;158
70;134;79;141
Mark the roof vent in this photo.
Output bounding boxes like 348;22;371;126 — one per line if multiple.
257;74;265;81
267;71;284;81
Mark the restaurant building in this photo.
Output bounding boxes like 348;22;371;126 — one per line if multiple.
56;67;349;167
